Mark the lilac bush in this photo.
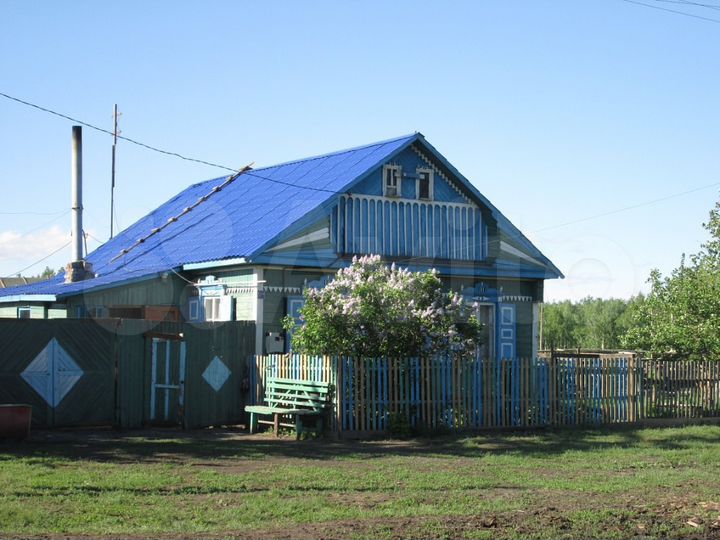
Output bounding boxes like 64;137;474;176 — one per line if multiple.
283;255;482;358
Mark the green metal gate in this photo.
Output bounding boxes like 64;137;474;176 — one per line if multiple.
149;337;186;426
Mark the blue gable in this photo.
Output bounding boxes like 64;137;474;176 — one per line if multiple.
351;145;468;204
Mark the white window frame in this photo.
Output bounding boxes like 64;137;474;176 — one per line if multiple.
203;296;233;322
17;306;31;319
416;168;434;200
204;297;221;321
383;165;402;197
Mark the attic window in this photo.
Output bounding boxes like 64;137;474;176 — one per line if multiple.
417;168;434;200
383;165;401;197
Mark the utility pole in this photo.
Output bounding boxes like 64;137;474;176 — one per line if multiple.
110;104;121;239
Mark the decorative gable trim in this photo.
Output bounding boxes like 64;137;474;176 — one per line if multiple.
411;145;470;203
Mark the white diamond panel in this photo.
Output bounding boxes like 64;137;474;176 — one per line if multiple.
202;356;231;392
21;338;83;407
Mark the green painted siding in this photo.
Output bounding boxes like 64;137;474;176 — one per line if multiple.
514;301;534;358
65;276;190;315
212;269;254;285
262;268;332;337
0;304;47;319
48;307;67;319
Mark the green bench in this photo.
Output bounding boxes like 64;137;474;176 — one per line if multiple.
245;376;331;439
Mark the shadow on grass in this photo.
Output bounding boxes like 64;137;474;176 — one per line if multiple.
1;422;718;464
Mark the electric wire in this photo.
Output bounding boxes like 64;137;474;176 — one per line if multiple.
0;91;239;173
7;241;71;277
3;93;719;277
0;210;66;216
0;91;341;195
0;210;70;246
651;0;720;11
533;180;720;233
621;0;720;23
84;231;105;245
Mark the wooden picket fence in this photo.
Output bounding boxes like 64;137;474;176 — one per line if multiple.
248;354;720;434
643;359;720;418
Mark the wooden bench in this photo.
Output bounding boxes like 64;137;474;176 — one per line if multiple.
245;377;331;439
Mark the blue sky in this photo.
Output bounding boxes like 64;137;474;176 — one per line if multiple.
1;1;719;301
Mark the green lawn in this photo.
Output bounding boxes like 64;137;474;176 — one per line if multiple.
1;424;720;539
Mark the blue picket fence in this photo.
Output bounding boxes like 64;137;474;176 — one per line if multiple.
249;353;649;433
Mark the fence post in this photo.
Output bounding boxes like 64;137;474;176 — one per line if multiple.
334;356;342;438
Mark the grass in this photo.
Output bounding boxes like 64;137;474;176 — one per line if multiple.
1;424;720;539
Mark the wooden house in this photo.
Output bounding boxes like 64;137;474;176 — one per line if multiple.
0;133;562;359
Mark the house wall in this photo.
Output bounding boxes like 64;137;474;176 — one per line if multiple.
442;276;541;359
255;267;542;358
0;304;46;318
262;267;331;340
188;269;255;322
65;275;189;317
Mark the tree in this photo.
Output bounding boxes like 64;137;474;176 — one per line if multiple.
283;255;482;358
541;297;632;351
541;300;580;350
622;200;720;360
39;266;57;279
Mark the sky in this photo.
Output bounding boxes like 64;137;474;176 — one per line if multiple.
1;1;719;301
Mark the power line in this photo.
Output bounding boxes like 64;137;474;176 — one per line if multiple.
621;0;720;23
3;94;717;273
111;164;254;263
389;179;720;265
245;171;337;193
85;231;105;244
7;241;71;277
0;91;340;195
0;91;239;173
0;210;70;246
0;209;66;216
534;181;720;234
651;0;720;11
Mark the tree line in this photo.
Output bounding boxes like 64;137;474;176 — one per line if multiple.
542;199;720;361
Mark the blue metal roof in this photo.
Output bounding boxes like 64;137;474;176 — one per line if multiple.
0;134;419;299
0;133;562;301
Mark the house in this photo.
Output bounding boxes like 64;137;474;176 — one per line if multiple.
0;276;54;318
0;133;562;359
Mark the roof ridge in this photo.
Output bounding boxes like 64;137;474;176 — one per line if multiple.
251;133;419;172
174;133;421;191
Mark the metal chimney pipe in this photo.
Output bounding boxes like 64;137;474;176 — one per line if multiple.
71;125;83;262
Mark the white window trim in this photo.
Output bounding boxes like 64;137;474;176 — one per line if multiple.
383;164;402;197
416;167;434;201
204;297;221;321
17;306;31;319
204;296;233;322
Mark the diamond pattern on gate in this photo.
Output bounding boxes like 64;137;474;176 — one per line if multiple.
202;356;231;392
21;338;83;407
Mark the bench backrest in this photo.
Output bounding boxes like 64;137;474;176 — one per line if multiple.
265;376;331;411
